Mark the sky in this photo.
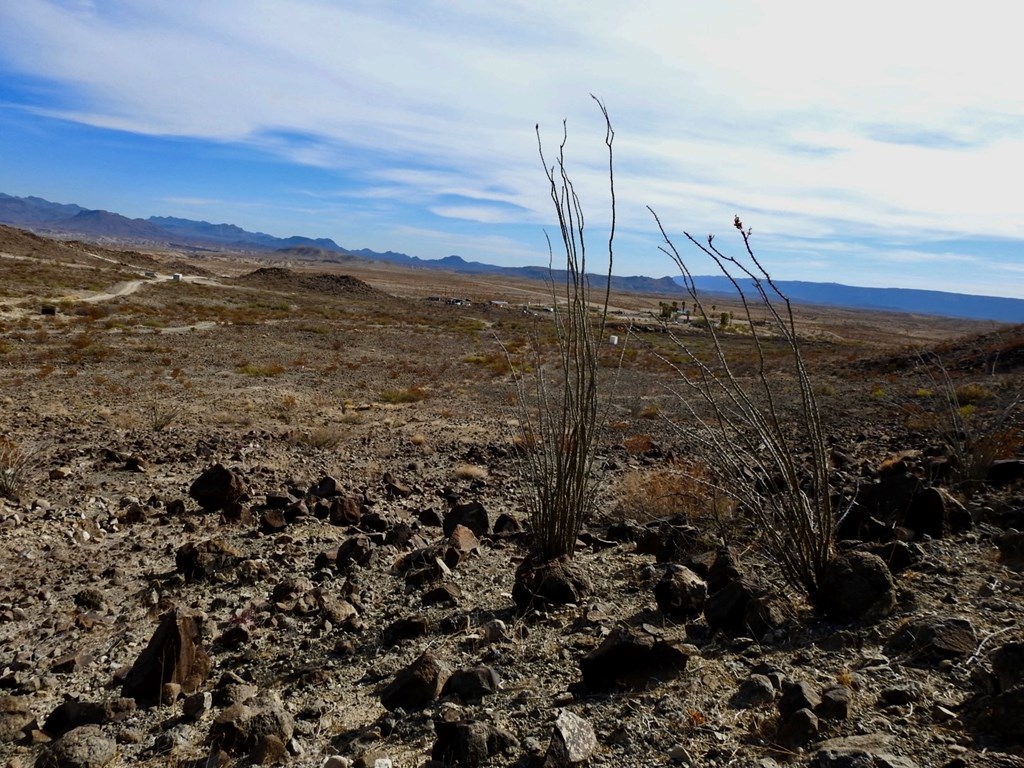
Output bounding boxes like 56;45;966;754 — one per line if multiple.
1;1;1022;299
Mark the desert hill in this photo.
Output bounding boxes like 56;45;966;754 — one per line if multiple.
0;225;1022;768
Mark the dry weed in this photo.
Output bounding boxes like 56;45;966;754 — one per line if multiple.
454;463;488;481
0;438;32;500
614;462;713;523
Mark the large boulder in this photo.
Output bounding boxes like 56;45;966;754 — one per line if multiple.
512;557;592;613
815;551;895;621
579;626;691;692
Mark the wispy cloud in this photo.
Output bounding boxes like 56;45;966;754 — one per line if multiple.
0;0;1022;297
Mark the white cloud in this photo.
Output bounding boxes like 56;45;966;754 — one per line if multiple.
0;0;1023;296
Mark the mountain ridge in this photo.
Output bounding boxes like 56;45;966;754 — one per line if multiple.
1;192;1020;322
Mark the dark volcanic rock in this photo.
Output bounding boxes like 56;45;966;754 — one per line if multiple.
887;616;977;662
441;666;500;703
121;609;212;707
579;626;690;692
432;716;518;768
188;463;246;511
654;564;707;620
175;538;241;582
901;486;971;538
443;501;489;538
380;651;451;711
512;557;592;613
779;679;822;719
816;551;895;621
730;674;776;709
991;642;1024;691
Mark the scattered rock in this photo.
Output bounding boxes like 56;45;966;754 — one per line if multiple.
208;696;295;757
778;706;819;747
188;463;247;511
579;626;690;692
35;724;117;768
886;616;977;662
443;502;489;538
0;695;36;742
329;496;362;526
817;686;854;720
730;675;776;709
121;609;212;706
512;557;592;613
816;551;896;621
810;733;919;767
544;710;597;767
440;666;500;703
431;714;518;768
175;539;241;582
380;651;451;712
779;679;822;720
654;564;707;620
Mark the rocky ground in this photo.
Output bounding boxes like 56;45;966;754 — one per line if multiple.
1;225;1023;768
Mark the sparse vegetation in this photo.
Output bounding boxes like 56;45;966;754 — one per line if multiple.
508;96;617;563
650;213;836;605
380;386;428;404
0;437;31;500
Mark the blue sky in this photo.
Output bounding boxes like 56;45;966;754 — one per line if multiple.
1;1;1022;299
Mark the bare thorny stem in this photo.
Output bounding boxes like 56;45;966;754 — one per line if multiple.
507;95;616;561
645;211;834;598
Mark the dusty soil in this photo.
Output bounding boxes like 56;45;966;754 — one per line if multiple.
0;224;1022;768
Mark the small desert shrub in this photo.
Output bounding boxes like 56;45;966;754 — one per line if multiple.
955;382;995;405
508;98;617;563
651;214;835;604
147;401;181;432
454;463;488;481
0;438;31;500
380;386;428;404
237;362;286;377
410;433;427;446
615;463;712;523
921;354;1021;493
622;434;656;455
297;426;345;450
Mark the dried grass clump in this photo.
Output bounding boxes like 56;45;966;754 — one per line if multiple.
615;462;712;523
0;438;32;500
454;463;488;481
380;386;428;404
301;426;346;450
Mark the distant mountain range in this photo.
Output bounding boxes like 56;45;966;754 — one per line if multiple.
2;192;1022;323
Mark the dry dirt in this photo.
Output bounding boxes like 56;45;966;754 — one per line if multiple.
0;224;1022;768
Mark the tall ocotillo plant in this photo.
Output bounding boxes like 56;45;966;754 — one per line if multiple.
649;214;834;602
509;96;616;562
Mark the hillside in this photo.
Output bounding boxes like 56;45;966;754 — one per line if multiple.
1;192;1021;321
